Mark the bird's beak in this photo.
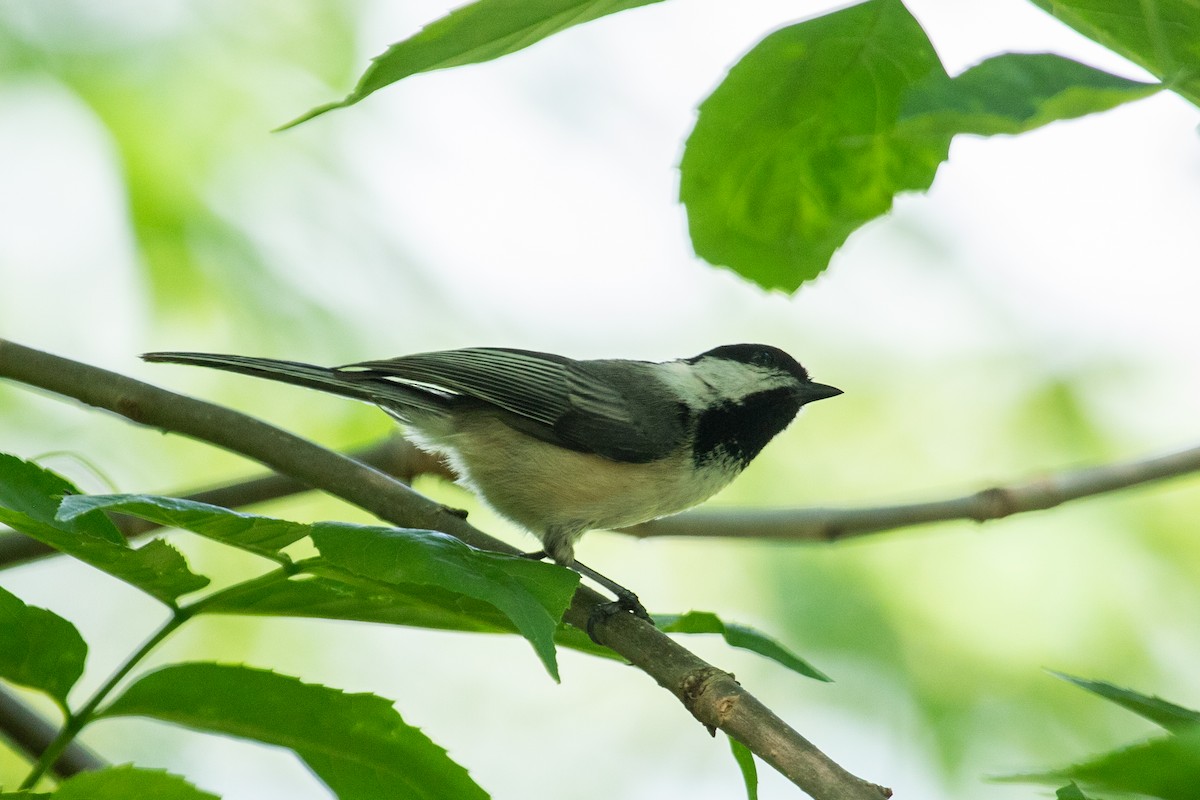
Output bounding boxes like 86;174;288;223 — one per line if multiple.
798;382;842;404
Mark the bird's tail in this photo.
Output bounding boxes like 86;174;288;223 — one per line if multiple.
141;351;449;418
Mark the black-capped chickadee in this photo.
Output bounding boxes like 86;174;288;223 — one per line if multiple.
143;345;841;618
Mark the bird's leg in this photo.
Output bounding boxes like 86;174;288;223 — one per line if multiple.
520;548;652;639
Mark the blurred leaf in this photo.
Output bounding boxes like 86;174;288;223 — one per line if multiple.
999;724;1200;799
900;53;1159;135
311;523;578;680
1029;0;1200;107
59;494;307;559
681;0;951;291
1055;782;1098;799
1051;671;1200;732
283;0;668;128
0;584;86;709
53;766;218;800
657;611;829;681
728;735;759;800
101;663;488;800
0;453;122;543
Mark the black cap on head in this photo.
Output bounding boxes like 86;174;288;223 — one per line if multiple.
694;343;840;400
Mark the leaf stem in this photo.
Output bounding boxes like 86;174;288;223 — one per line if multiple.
18;611;187;789
17;564;298;789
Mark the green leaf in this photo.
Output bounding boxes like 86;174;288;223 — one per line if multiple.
900;53;1160;135
310;523;578;680
0;510;208;605
728;735;759;800
50;765;219;800
1055;782;1097;800
681;0;952;291
0;456;208;604
281;0;668;128
656;611;829;682
0;453;123;543
59;494;307;559
998;724;1200;800
1051;671;1200;732
1028;0;1200;108
0;585;86;709
101;663;488;800
205;566;518;633
207;569;628;665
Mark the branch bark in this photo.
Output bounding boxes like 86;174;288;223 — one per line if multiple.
0;688;107;779
624;443;1200;542
0;339;889;800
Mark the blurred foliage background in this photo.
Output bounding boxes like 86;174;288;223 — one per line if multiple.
2;1;1199;798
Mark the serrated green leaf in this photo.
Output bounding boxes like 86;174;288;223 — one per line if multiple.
728;735;759;800
50;765;219;800
0;585;86;709
997;724;1200;800
681;0;951;291
1029;0;1200;108
205;566;516;632
282;0;667;128
59;494;306;559
0;456;208;603
101;663;489;800
310;523;577;680
0;453;122;543
900;53;1159;135
1051;671;1200;732
0;509;208;605
1055;781;1096;800
206;567;626;664
656;611;829;682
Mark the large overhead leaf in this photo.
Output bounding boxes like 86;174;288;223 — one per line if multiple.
682;0;1159;291
282;0;668;128
1029;0;1200;107
900;53;1159;135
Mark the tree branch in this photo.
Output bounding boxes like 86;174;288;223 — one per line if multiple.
0;436;452;568
0;339;889;800
0;688;106;779
624;444;1200;542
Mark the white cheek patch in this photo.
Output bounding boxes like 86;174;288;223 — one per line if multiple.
659;359;795;406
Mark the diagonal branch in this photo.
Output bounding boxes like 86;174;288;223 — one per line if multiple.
624;443;1200;542
0;436;451;569
0;688;107;779
0;339;890;800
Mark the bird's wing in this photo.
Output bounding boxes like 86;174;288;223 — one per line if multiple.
341;348;683;462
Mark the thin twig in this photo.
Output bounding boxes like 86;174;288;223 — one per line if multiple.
0;339;890;800
624;444;1200;541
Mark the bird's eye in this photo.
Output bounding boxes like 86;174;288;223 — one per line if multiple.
751;350;774;367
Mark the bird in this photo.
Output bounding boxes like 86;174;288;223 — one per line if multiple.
143;344;841;620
